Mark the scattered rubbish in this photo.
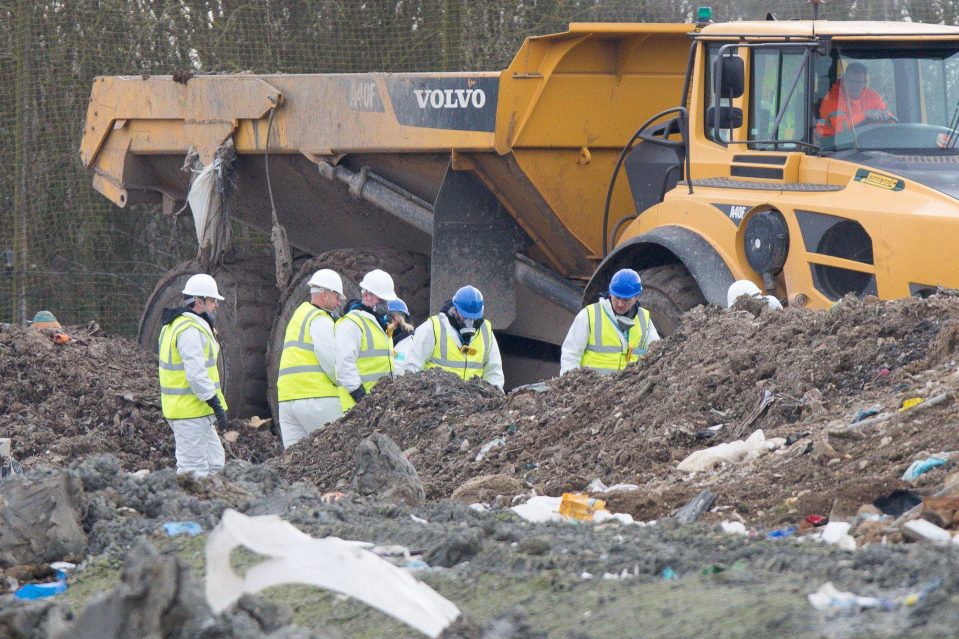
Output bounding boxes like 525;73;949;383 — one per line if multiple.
405;558;430;570
818;521;856;551
372;545;412;559
677;429;785;472
701;565;725;575
784;432;809;446
901;519;952;545
321;491;347;503
873;489;922;517
52;331;71;345
694;429;716;440
672;489;716;525
921;495;959;528
13;566;69;600
904;579;942;606
410;514;429;524
805;514;827;527
898;397;925;412
766;526;797;540
720;521;748;536
28;310;61;330
580;571;593;580
469;503;488;513
808;582;894;613
206;509;460;638
870;368;890;383
511;496;565;523
130;469;150;479
245;415;272;429
902;457;947;481
661;567;677;580
475;437;506;462
163;521;202;537
707;423;724;432
851;407;881;424
559;493;607;522
586;478;639;493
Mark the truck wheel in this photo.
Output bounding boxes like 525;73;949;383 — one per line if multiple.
637;263;706;336
139;256;279;419
266;249;430;424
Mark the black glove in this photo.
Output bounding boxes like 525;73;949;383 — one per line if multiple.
206;396;229;432
348;386;367;404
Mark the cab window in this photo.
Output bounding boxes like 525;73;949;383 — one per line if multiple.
749;48;809;150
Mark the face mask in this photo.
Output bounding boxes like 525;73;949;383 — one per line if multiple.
459;318;478;338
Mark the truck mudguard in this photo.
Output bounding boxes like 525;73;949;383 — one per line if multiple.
586;226;734;307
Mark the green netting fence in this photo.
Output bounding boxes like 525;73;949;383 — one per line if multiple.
0;0;954;334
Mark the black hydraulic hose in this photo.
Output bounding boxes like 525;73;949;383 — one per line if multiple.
601;107;689;257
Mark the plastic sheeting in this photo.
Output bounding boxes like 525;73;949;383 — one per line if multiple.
205;509;460;638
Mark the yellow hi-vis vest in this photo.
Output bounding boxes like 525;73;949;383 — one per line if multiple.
336;310;394;410
277;302;339;402
424;315;491;381
158;314;227;419
579;302;651;374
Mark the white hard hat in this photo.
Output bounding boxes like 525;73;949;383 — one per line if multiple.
726;279;762;308
182;273;224;300
308;269;344;296
358;269;397;301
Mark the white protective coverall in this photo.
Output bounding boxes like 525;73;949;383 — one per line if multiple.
278;311;343;448
333;309;392;395
404;313;505;389
168;312;225;476
559;297;661;375
392;334;415;375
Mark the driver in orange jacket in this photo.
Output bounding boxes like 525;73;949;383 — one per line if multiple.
816;62;895;138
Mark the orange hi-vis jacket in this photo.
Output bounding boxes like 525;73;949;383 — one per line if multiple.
816;81;890;137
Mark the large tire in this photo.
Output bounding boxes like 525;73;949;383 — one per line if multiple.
266;249;430;423
637;263;707;336
139;256;279;419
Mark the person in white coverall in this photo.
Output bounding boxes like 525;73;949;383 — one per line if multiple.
560;268;660;375
157;273;228;476
276;269;347;448
404;285;504;389
334;269;398;409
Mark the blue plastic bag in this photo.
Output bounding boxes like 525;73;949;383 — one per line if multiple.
163;521;203;537
902;457;947;481
766;526;797;540
14;570;67;600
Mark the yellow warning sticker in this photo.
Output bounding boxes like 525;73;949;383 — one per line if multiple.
854;169;904;191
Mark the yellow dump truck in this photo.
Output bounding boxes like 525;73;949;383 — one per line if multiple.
81;18;959;416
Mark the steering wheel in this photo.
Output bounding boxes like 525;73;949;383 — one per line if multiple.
851;122;952;149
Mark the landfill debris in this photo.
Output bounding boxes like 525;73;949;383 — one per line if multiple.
661;567;677;580
205;509;460;638
475;438;506;462
13;566;69;601
901;519;953;545
899;397;925;412
162;521;202;537
807;582;895;613
817;521;857;551
904;579;942;606
671;489;716;524
558;493;607;521
766;526;797;540
677;429;785;472
720;521;748;536
851;407;881;423
873;489;923;517
805;514;827;527
902;457;948;481
350;433;425;507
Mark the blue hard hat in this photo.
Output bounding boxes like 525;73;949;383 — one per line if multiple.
387;298;409;315
452;285;484;319
609;268;643;298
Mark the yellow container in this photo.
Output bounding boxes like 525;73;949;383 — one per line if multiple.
559;492;607;521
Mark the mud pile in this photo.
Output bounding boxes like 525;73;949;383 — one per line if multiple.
0;326;280;472
275;295;959;525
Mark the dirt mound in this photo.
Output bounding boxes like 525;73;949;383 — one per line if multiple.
0;326;280;472
273;295;959;525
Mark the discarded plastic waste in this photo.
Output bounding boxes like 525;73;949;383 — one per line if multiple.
475;437;505;462
672;489;716;525
902;519;952;545
904;579;942;606
511;496;565;523
898;397;925;412
559;492;607;521
902;457;947;481
405;559;430;571
873;489;922;517
163;521;203;537
677;429;785;472
807;582;891;613
766;526;797;540
14;568;68;600
661;567;677;580
818;521;856;551
720;521;748;536
701;565;725;576
805;514;827;527
206;509;460;638
851;407;881;424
